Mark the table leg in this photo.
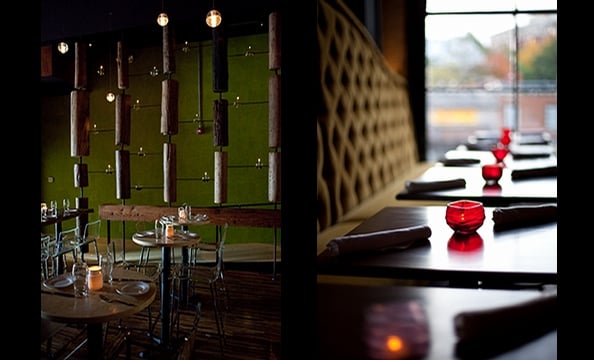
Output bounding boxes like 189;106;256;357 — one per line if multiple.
180;246;190;306
87;323;103;360
160;247;172;347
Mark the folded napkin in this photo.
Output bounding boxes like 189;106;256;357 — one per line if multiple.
438;158;480;166
511;165;557;180
492;204;557;230
326;225;432;257
510;152;551;159
405;178;466;193
454;292;557;358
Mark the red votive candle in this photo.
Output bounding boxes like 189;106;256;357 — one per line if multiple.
482;163;503;184
445;200;485;234
491;146;509;163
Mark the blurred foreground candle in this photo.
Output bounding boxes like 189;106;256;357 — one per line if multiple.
87;265;103;290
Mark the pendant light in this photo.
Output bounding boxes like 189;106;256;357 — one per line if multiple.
206;1;222;28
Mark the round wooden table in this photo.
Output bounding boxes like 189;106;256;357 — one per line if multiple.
41;267;157;360
132;229;201;348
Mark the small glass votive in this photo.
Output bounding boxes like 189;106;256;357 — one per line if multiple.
445;200;485;234
87;265;103;291
482;163;503;184
166;223;175;238
491;146;509;163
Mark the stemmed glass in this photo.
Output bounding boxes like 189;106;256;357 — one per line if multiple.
63;198;70;214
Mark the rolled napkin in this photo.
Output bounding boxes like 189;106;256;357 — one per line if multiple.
511;165;557;180
492;203;557;230
438;158;480;166
326;225;432;257
454;292;557;358
405;178;466;193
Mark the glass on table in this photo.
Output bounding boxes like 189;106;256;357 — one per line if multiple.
41;202;48;220
100;251;115;284
72;261;89;297
63;198;70;213
49;200;58;217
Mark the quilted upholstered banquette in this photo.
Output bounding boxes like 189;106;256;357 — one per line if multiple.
316;0;431;255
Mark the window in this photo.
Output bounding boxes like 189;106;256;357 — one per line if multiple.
425;0;557;160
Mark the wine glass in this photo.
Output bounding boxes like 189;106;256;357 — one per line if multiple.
63;198;70;214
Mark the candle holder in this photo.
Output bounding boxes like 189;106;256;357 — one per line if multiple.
445;200;485;234
87;265;103;291
491;146;509;164
481;163;503;184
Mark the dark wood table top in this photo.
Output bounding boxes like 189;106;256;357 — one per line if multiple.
317;282;557;360
395;152;557;206
41;208;94;226
317;206;557;286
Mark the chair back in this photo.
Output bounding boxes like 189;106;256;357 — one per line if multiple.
83;219;101;242
41;235;57;279
59;227;81;245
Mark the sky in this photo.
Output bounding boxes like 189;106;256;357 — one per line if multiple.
424;0;556;45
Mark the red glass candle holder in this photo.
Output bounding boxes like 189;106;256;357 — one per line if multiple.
491;146;509;163
445;200;485;234
482;163;503;184
500;127;512;146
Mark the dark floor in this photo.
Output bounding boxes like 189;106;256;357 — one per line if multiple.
41;266;281;359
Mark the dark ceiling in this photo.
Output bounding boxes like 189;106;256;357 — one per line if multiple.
41;0;279;49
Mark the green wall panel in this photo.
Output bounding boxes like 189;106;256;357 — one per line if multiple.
41;33;280;245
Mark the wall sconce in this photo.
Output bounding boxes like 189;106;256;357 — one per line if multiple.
133;99;141;110
149;66;160;77
255;158;264;169
201;172;211;182
97;65;105;76
106;92;115;103
245;45;255;56
182;41;191;53
206;9;222;28
105;164;114;174
157;12;169;27
57;41;69;54
193;114;206;135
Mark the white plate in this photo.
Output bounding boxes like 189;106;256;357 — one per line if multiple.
116;281;150;296
43;274;74;289
136;230;156;238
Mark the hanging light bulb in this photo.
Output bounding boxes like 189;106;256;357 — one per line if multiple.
206;9;222;28
157;12;169;27
57;42;69;54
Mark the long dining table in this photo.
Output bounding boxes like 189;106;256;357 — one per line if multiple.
41;267;157;360
317;206;557;288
